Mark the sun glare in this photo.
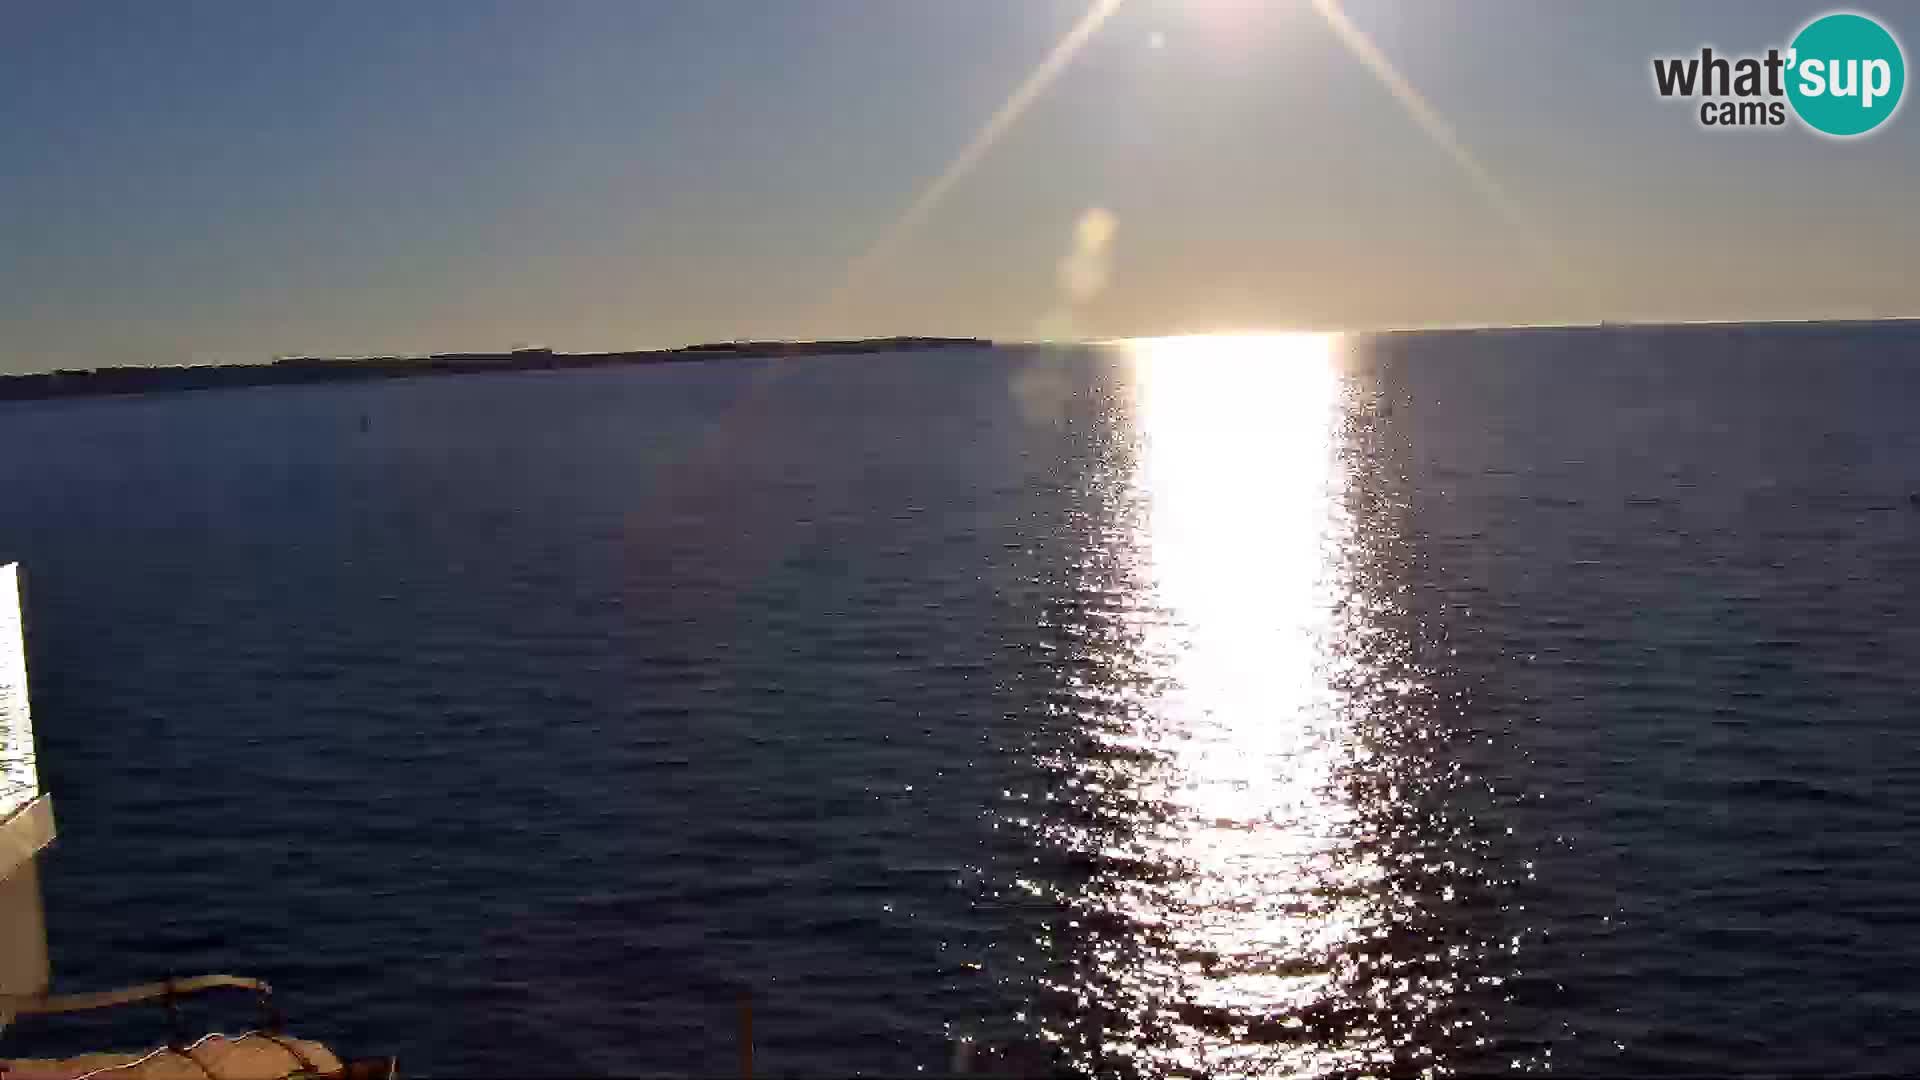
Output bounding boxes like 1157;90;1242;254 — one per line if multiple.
1087;332;1391;1073
1125;330;1346;843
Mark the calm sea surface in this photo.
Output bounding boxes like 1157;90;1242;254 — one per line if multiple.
2;327;1919;1077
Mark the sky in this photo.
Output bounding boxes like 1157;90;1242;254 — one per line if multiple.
2;0;1917;373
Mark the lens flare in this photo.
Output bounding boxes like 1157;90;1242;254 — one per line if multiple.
820;0;1127;326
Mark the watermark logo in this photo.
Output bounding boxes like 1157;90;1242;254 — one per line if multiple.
1652;10;1905;136
1787;13;1905;134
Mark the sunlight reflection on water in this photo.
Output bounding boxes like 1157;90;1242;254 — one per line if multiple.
1010;334;1520;1078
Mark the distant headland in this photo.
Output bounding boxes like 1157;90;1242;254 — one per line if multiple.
0;337;992;403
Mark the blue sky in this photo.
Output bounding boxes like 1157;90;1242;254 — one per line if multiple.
2;1;1915;372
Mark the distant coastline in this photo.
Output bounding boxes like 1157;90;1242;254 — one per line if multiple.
8;317;1918;405
0;337;992;403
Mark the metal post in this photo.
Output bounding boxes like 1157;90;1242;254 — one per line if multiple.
737;988;753;1079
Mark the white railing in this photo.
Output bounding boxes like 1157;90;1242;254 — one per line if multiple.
1;562;54;1028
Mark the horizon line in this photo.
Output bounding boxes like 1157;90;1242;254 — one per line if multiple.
11;315;1920;376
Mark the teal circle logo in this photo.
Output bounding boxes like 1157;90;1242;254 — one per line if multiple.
1787;12;1905;136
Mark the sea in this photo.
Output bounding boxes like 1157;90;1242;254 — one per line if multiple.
1;326;1918;1077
